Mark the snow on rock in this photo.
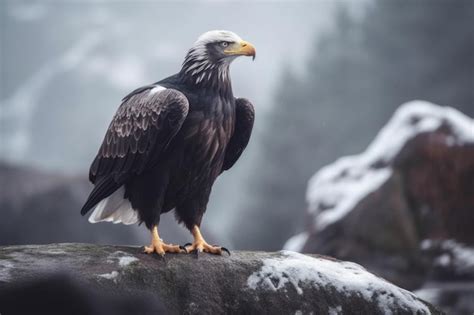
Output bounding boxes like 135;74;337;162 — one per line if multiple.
98;271;119;281
106;251;139;268
247;250;432;315
117;255;139;267
0;261;14;283
328;305;343;315
96;251;139;282
422;239;474;274
444;242;474;273
305;101;474;235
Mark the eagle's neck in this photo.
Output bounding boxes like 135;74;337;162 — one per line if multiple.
179;48;233;98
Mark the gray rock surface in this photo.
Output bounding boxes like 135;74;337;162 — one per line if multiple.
0;243;442;314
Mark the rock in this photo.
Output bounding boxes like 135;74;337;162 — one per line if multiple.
414;239;474;315
395;131;474;244
0;272;167;315
284;101;474;314
0;243;442;315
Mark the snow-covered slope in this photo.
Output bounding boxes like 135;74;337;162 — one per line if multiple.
248;250;432;314
285;101;474;251
307;101;474;231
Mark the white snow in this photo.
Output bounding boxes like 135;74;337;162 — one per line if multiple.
118;256;138;267
328;306;342;315
420;239;433;250
96;252;138;283
0;260;14;282
98;271;119;281
106;251;139;267
283;232;309;251
435;254;451;267
247;251;431;315
302;101;474;237
428;240;474;273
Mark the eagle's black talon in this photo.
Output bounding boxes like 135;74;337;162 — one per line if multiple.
179;245;188;253
184;243;192;247
221;247;231;256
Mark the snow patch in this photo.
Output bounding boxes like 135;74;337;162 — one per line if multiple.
423;239;474;273
305;101;474;232
106;251;139;267
247;251;431;315
118;256;139;267
435;254;451;267
98;271;119;281
328;306;342;315
420;239;434;250
0;260;14;282
443;241;474;273
96;252;138;283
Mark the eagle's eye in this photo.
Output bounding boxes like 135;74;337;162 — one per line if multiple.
220;41;229;48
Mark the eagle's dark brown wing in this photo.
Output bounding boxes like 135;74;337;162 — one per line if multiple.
222;98;255;171
81;87;189;215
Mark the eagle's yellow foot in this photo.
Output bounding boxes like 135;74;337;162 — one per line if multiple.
143;226;184;256
143;242;182;255
184;225;230;256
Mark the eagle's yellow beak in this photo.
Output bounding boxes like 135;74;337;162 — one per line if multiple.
225;40;256;60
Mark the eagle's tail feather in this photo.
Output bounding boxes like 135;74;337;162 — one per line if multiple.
80;176;119;215
88;186;138;225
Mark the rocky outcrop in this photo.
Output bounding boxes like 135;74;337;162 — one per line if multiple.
284;101;474;314
0;243;442;315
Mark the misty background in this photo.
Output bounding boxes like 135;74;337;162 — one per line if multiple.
1;0;472;250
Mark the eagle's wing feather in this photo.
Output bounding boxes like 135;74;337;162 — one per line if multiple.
81;87;189;215
222;98;255;171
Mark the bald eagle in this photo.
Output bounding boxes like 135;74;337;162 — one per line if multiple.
81;30;255;256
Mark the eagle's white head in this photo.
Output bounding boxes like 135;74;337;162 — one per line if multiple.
181;30;256;86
